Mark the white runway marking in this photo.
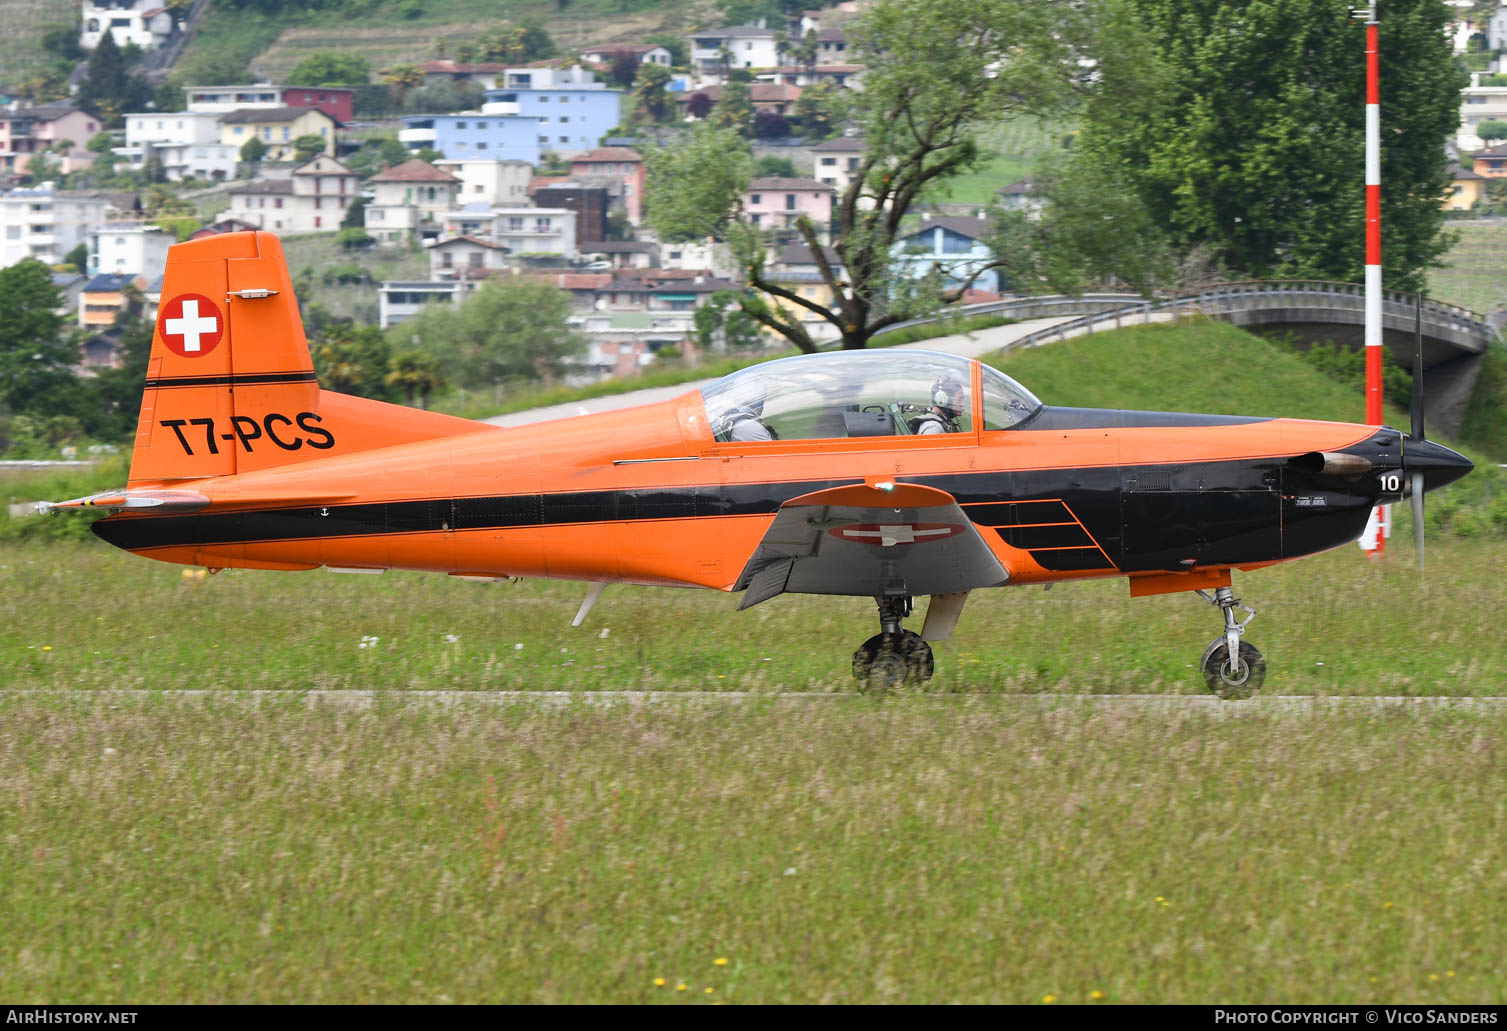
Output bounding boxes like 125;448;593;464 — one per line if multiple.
3;692;1507;716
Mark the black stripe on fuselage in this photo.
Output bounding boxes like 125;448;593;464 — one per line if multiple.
142;371;319;389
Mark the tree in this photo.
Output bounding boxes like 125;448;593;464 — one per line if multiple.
1478;120;1507;145
752;111;790;139
383;62;425;94
1072;0;1463;294
608;51;641;88
391;279;585;386
402;80;485;115
711;79;755;136
645;0;1093;352
153;78;186;114
754;155;797;178
793;79;849;140
385;350;445;409
633;63;672;123
644;123;755;243
342;196;368;230
292;133;328;163
344;136;410;178
287;52;372;87
239;136;267;172
65;243;89;275
334;227;375;250
686;91;713;120
311;323;394;400
75;32;150;127
0;261;82;418
694;290;763;350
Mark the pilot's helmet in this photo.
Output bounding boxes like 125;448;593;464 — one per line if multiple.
932;371;966;419
742;376;767;417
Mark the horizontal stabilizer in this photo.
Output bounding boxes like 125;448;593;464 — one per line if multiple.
38;487;357;515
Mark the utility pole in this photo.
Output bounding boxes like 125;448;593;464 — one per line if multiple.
1360;2;1388;554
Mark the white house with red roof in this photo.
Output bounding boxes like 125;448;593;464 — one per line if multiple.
364;159;463;245
227;155;360;234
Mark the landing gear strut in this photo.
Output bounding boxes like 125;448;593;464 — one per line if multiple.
851;595;934;691
1195;586;1264;699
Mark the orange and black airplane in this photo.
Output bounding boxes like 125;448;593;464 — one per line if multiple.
43;232;1472;694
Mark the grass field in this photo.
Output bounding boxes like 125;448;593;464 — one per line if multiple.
925;117;1074;207
5;315;1506;1002
280;232;429;324
1429;220;1507;316
2;696;1506;1003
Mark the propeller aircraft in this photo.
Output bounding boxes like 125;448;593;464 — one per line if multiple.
42;232;1473;694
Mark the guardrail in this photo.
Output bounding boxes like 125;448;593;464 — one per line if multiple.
979;281;1499;354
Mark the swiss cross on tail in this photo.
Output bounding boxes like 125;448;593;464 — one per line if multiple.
158;294;224;358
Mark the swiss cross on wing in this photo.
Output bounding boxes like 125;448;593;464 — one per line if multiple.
158;293;224;358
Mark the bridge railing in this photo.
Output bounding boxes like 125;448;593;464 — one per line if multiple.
986;280;1497;354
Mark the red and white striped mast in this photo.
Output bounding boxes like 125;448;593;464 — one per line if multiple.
1361;1;1388;554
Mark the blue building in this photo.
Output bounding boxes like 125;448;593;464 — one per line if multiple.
889;214;1000;294
397;114;541;164
482;66;623;156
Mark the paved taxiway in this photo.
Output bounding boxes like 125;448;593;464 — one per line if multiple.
4;692;1507;717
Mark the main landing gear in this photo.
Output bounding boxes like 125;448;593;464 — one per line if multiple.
852;595;934;691
1195;586;1265;699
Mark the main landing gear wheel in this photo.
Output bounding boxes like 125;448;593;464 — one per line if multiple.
852;631;934;691
1200;639;1265;699
851;595;934;691
1195;585;1263;700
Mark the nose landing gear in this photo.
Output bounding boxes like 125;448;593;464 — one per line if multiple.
851;595;935;691
1195;586;1264;699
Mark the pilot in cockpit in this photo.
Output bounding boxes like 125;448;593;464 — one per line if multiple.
725;378;779;441
912;371;966;435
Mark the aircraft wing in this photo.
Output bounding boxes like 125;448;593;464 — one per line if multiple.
735;481;1009;609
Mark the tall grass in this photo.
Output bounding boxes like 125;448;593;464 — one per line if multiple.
1;696;1504;1002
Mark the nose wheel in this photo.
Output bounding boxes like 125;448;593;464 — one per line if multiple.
852;596;935;691
1195;586;1264;699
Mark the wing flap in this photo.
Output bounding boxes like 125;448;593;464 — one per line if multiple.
734;482;1008;608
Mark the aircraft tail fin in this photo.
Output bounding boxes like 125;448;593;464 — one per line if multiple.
128;231;488;488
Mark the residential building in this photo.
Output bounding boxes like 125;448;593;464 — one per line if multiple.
1458;73;1507;151
578;44;673;68
482;67;624;156
809;136;862;191
379;279;479;329
760;64;864;88
0;104;102;175
890;213;1000;293
1473;142;1507;177
117;111;237;180
689;25;781;75
398;115;542;164
187;84;354;124
190;217;261;240
226;155;360;234
597;268;733;311
78;273;144;330
439;204;578;258
1491;5;1507;49
657;240;735;276
532;183;610;243
364;159;463;245
434;158;534;207
81;0;173;51
415;61;507;90
676;83;802;119
426;236;508;279
744;177;833;232
578;240;658;269
0;185;109;267
52;271;87;319
1445;164;1487;210
219;107;338;162
568;147;646;223
998;177;1045;217
90;222;171;281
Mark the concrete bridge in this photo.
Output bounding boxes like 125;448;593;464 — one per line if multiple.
893;281;1500;436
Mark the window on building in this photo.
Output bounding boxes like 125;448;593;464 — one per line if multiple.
442;252;453;268
477;142;488;150
751;194;761;204
820;157;836;166
274;198;283;208
559;136;569;143
785;194;796;209
508;217;523;230
469;252;483;269
539;96;550;102
476;121;487;129
456;121;467;129
315;216;322;228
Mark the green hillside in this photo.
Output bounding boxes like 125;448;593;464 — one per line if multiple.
991;318;1504;539
173;0;689;86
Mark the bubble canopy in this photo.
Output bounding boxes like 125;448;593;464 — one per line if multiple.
700;350;1041;442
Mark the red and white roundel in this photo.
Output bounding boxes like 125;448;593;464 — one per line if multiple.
158;293;224;358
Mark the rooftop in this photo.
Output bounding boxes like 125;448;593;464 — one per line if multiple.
369;159;460;184
749;177;832;191
220;106;335;124
571;147;644;164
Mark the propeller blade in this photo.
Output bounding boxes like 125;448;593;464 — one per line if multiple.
1411;471;1425;579
1412;292;1425;442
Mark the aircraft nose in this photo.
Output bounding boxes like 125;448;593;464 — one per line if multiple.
1403;437;1473;493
